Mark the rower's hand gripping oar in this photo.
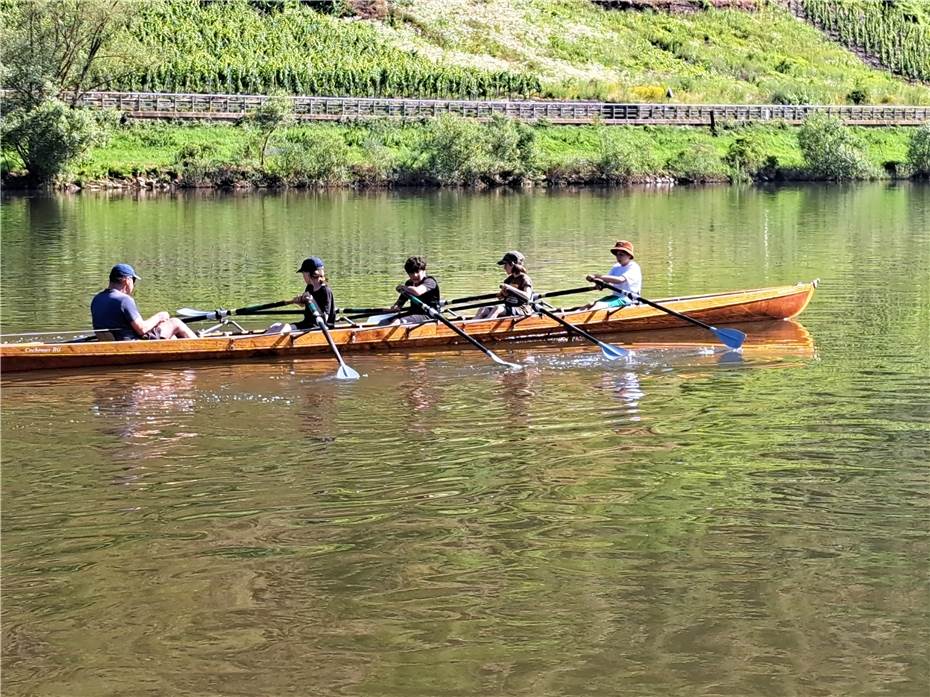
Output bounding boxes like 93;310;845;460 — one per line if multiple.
405;294;522;370
304;297;360;380
501;284;630;360
594;281;746;350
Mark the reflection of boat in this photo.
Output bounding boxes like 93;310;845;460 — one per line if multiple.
617;318;815;354
0;282;816;373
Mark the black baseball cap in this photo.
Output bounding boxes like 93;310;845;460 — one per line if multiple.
296;256;325;273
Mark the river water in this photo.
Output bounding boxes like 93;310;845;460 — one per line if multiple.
2;185;928;696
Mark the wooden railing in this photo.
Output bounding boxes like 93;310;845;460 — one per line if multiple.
4;90;929;126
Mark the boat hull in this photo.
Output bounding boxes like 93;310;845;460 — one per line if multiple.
0;282;817;373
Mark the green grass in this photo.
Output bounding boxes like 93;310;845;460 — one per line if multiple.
40;119;916;185
82;0;930;105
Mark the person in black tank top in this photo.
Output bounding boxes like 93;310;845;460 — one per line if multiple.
293;256;336;329
266;256;337;334
381;255;441;325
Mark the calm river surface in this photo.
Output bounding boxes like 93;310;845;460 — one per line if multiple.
2;185;928;696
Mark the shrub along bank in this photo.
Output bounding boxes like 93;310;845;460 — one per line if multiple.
3;115;927;191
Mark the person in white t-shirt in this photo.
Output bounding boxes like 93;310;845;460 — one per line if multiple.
583;240;642;310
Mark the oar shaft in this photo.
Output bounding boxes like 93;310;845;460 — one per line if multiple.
338;306;394;315
307;297;359;378
598;282;716;331
407;295;518;368
409;297;490;355
442;286;598;315
501;283;627;356
233;300;291;315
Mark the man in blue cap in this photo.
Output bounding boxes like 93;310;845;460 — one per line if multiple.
90;263;197;341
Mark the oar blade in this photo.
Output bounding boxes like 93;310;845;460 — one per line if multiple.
713;326;746;350
366;313;398;325
598;341;630;360
488;351;523;370
176;307;215;320
336;363;361;380
174;307;213;319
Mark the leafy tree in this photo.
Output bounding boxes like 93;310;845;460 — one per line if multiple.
484;115;538;182
1;0;134;182
593;127;659;182
797;113;875;180
1;0;137;109
724;133;766;181
416;114;488;185
240;97;295;168
1;98;104;182
667;143;725;182
906;123;930;177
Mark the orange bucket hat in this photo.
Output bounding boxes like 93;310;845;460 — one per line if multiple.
610;240;635;258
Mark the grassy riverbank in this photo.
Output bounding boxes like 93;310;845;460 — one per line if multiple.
7;118;919;191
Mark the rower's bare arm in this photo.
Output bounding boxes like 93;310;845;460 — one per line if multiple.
404;283;431;297
132;311;170;336
597;274;627;284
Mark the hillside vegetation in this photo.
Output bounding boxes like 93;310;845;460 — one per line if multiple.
98;0;930;104
116;0;539;98
790;0;930;83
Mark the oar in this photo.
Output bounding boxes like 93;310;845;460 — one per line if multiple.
176;299;291;322
405;294;522;369
595;281;746;350
303;296;360;380
501;284;629;360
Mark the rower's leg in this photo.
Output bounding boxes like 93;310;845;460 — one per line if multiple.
155;318;198;339
474;305;504;320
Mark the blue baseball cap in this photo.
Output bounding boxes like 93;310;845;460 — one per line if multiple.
109;263;140;282
296;256;325;273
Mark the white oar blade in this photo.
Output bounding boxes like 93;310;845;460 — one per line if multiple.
336;364;361;380
489;352;522;370
176;307;215;319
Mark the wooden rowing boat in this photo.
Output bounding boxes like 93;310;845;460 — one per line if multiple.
0;281;817;373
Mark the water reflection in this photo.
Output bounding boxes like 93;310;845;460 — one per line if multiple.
90;369;197;443
86;369;199;488
496;365;539;425
600;370;644;423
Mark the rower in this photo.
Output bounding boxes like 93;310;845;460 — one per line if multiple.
90;263;197;341
266;256;336;334
381;256;441;325
292;256;336;329
583;240;642;310
474;250;534;320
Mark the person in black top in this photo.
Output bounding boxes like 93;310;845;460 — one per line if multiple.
292;256;336;329
267;256;336;334
474;250;534;320
382;256;441;325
